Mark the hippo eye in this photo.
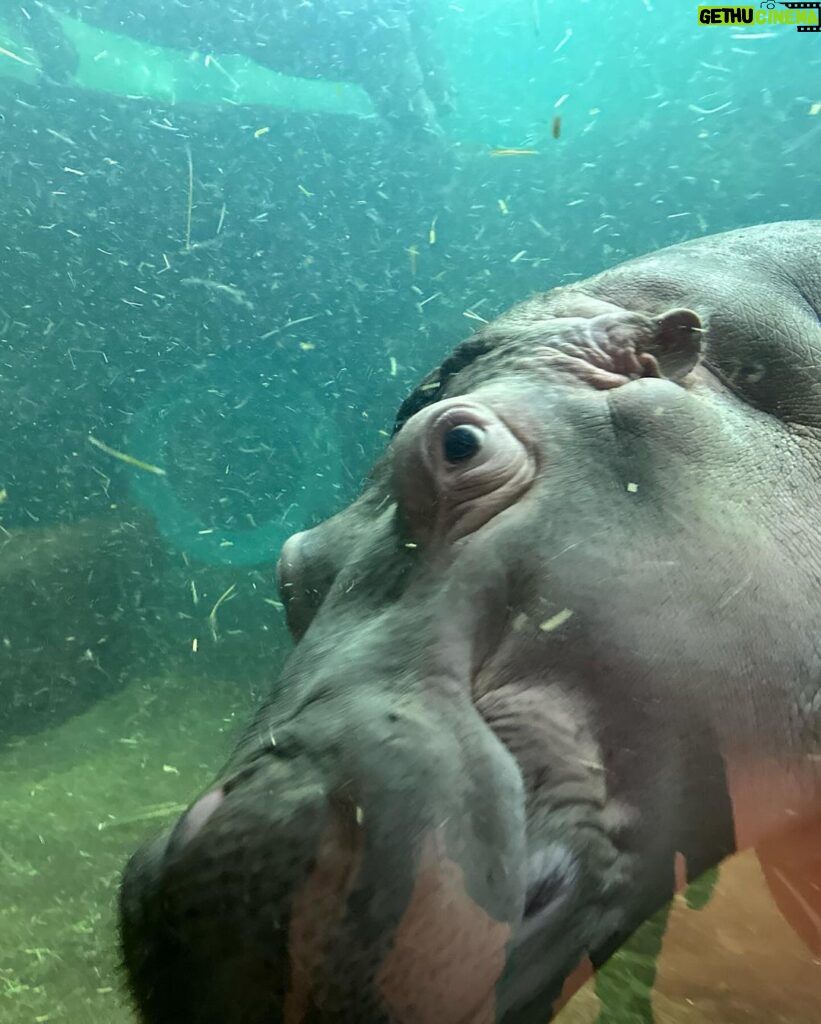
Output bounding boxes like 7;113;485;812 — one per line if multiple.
443;424;483;463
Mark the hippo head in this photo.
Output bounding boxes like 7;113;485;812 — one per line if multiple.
119;222;821;1023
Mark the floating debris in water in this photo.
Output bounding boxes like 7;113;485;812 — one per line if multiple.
208;583;237;642
417;292;441;309
46;128;77;147
810;103;821;117
0;45;34;67
203;53;239;89
297;183;315;197
512;612;530;632
184;143;194;249
553;28;573;53
253;127;270;138
97;802;186;831
389;356;398;377
407;245;419;274
688;101;732;115
180;277;252;310
489;148;539;157
540;608;574;632
498;198;509;215
260;313;320;340
429;216;438;245
552;115;562;139
87;436;166;476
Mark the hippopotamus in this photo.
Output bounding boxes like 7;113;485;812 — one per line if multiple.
119;221;821;1023
12;0;451;143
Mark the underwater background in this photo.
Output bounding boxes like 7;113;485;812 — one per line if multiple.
0;2;819;1021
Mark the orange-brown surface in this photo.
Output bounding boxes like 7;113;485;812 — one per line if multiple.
557;819;821;1024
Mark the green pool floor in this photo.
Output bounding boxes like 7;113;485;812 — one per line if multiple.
0;672;253;1023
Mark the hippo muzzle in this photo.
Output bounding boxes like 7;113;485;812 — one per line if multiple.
120;651;532;1024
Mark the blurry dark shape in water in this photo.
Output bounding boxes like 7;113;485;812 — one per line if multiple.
532;0;542;36
6;2;79;85
552;115;562;140
13;0;454;148
783;119;821;155
0;514;162;742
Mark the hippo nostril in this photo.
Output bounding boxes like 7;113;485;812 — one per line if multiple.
166;786;224;856
443;424;484;463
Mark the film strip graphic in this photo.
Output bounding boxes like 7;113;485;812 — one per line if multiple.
777;2;821;31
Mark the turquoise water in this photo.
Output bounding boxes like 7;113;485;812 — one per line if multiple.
0;3;818;1022
1;2;818;554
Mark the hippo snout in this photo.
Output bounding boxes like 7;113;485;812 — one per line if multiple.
120;750;334;1024
120;683;527;1024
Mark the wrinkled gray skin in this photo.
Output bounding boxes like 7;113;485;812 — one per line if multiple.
15;0;452;143
120;222;821;1024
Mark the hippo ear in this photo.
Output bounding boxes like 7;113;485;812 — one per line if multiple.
641;308;704;381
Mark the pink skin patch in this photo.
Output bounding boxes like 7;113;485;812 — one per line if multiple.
375;830;511;1024
278;531;306;584
173;787;224;849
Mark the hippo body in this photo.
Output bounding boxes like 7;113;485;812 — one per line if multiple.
14;0;451;141
120;222;821;1023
